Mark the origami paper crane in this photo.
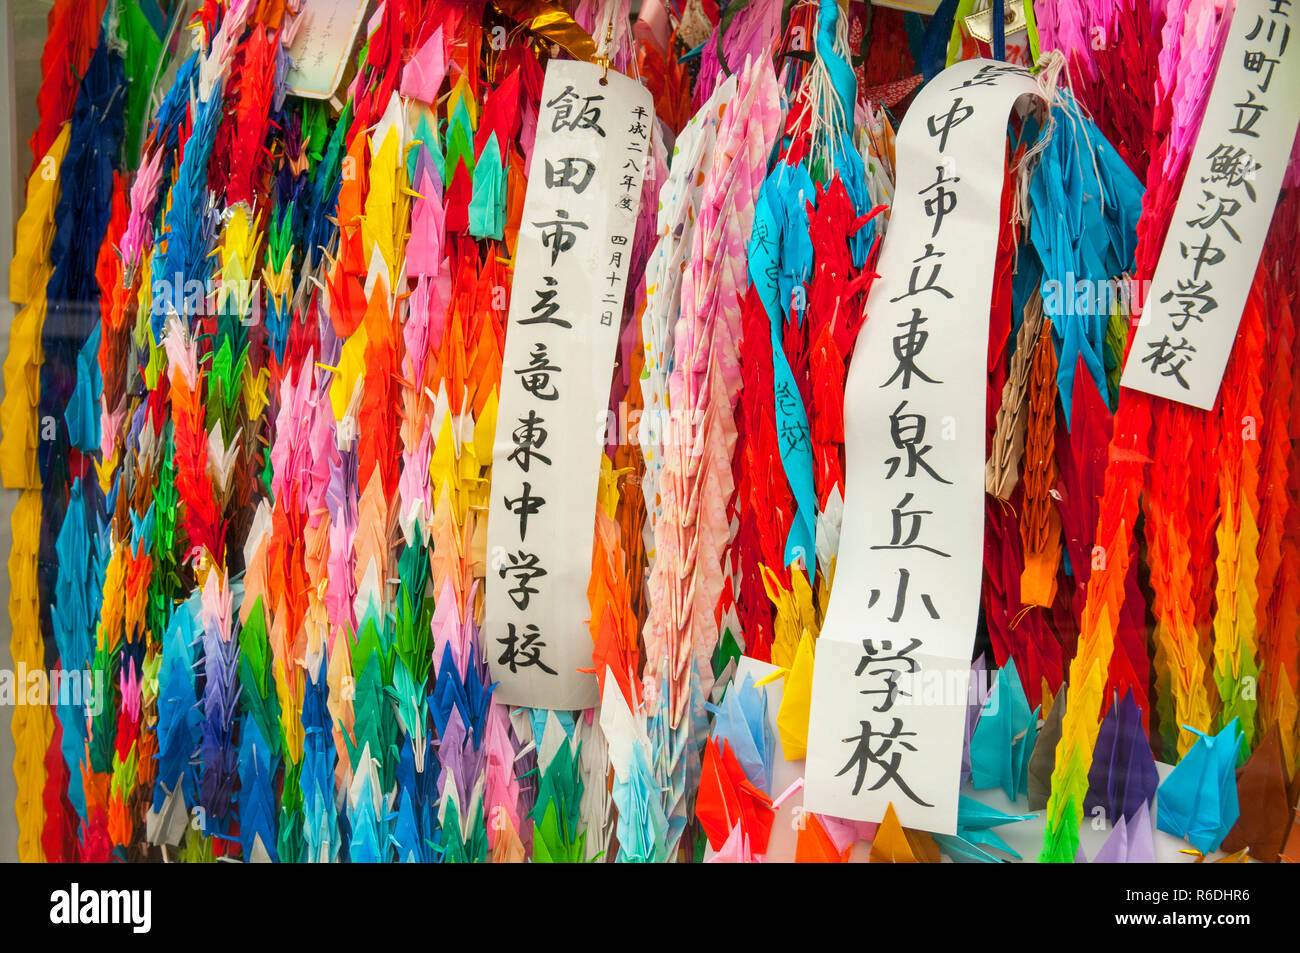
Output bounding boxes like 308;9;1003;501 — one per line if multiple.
706;672;776;794
970;659;1040;801
1085;801;1156;863
1084;689;1159;824
869;803;940;863
934;795;1036;863
1156;719;1244;855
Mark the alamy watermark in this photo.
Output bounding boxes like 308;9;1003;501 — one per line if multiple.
1041;272;1152;321
0;665;106;717
49;883;151;933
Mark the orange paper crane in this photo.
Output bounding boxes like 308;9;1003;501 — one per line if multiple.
1039;389;1152;862
1212;283;1266;750
1143;397;1215;760
1255;191;1300;771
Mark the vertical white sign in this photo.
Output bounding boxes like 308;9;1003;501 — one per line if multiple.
485;60;652;709
1122;0;1300;409
805;60;1043;835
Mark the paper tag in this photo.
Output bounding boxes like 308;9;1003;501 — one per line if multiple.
803;59;1043;835
964;2;1029;43
484;60;653;710
285;0;370;100
1121;0;1300;409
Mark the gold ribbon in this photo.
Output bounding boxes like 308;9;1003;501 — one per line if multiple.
492;0;598;63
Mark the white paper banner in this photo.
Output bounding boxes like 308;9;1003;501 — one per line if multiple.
1122;0;1300;409
485;60;652;709
805;59;1043;835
